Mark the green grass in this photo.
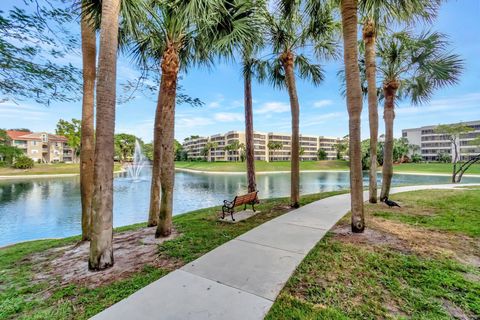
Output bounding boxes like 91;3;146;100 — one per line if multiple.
0;190;344;319
175;160;349;172
176;160;480;176
267;189;480;319
0;163;123;176
370;190;480;237
392;162;480;175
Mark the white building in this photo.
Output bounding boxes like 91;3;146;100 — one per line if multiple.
182;131;342;162
402;120;480;162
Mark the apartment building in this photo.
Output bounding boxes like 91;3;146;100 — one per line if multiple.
6;130;73;163
182;131;341;162
402;120;480;162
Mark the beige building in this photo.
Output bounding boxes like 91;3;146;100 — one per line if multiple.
183;131;341;162
7;130;73;163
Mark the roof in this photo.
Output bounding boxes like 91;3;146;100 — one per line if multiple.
6;131;68;142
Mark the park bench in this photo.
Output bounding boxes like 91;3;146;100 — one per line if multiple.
221;191;259;221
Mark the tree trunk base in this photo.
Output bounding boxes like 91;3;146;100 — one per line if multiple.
155;226;172;238
351;221;365;233
88;251;114;271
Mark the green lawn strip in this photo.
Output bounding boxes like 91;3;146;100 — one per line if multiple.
370;190;480;237
267;236;480;320
174;160;350;172
392;162;480;175
267;189;480;319
0;163;123;176
0;190;345;319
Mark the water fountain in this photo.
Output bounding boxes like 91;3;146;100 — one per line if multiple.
126;140;150;181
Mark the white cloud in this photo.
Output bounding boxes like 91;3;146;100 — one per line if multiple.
313;99;333;108
207;94;225;109
176;116;214;128
255;101;290;114
0;102;47;120
397;92;480;116
302;112;345;128
214;112;244;122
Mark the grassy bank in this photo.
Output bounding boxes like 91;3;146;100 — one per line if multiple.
175;160;349;172
0;163;123;176
175;160;480;175
267;189;480;319
0;191;344;319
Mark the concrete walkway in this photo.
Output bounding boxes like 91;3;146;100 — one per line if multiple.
92;184;477;320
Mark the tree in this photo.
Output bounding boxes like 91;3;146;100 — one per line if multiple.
129;0;259;234
359;0;440;203
334;140;348;159
317;148;327;160
79;0;96;241
267;141;283;161
435;123;475;182
225;140;242;161
201;142;218;161
378;31;463;200
341;0;365;233
0;1;82;105
114;133;141;162
56;119;81;163
88;0;121;271
0;129;22;165
265;0;337;207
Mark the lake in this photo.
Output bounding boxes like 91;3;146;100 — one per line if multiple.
1;170;478;246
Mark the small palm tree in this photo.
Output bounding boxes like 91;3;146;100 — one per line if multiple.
359;0;440;203
202;142;218;161
265;0;338;207
378;31;463;199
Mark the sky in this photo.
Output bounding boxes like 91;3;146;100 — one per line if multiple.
1;0;479;143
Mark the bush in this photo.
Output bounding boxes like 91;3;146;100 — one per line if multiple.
0;160;7;167
411;154;423;163
317;149;327;160
13;156;34;169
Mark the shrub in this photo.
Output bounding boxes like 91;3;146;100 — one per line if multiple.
13;156;34;169
411;154;423;163
317;149;327;160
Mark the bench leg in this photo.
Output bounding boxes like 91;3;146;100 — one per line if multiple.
230;209;235;221
252;203;256;212
244;204;247;210
221;206;226;219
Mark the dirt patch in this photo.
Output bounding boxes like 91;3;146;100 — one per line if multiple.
440;299;472;320
33;227;181;289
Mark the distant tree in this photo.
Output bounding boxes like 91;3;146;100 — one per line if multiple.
393;138;410;163
435;123;476;182
143;142;153;161
317;149;327;160
114;133;142;162
55;119;81;163
201;142;218;161
437;152;451;164
334;138;348;160
224;140;242;162
0;129;22;165
267;141;283;161
299;147;305;158
8;128;31;132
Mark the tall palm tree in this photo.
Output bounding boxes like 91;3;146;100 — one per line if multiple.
265;0;337;207
131;0;260;236
378;31;462;200
79;3;96;241
88;0;121;270
340;0;364;233
359;0;440;203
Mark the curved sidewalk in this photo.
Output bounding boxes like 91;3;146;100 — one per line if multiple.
92;184;476;320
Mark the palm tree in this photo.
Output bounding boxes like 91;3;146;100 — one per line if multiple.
340;0;364;233
265;0;337;207
359;0;440;203
79;1;96;242
202;141;218;161
130;0;260;235
378;31;462;200
88;0;121;270
267;141;283;161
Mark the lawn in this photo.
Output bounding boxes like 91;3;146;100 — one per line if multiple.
175;160;480;176
0;190;344;319
0;163;123;176
175;160;350;172
267;189;480;319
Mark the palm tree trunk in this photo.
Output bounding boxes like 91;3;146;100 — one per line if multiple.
80;7;96;241
88;0;120;270
380;81;399;200
244;70;256;193
281;51;300;208
155;45;179;238
148;82;163;226
363;19;378;204
341;0;364;233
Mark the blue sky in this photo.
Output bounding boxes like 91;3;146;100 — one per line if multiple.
1;0;479;142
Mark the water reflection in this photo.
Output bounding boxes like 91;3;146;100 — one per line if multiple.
1;171;479;246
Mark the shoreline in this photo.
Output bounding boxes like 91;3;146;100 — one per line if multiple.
0;169;126;180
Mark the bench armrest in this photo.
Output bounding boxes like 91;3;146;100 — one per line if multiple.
223;200;233;206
